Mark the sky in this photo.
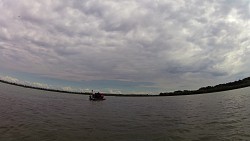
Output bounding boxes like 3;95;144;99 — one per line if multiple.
0;0;249;94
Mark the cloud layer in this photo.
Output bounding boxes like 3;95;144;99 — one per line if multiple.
0;0;249;92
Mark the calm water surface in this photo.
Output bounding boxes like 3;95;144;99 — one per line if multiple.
1;83;250;141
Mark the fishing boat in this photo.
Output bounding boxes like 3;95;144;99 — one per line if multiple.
89;91;105;101
89;95;105;101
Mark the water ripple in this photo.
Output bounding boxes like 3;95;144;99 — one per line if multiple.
1;84;250;140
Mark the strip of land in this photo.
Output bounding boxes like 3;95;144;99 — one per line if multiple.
160;77;250;96
1;77;250;97
0;79;156;97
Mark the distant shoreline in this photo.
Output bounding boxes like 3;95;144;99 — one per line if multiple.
0;79;158;97
1;78;250;97
160;77;250;96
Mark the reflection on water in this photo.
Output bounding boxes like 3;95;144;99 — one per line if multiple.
1;83;250;141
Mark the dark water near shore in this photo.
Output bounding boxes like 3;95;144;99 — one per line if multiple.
1;83;250;141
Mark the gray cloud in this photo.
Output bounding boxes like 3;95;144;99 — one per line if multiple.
0;0;249;92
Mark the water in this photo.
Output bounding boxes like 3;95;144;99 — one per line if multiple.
1;83;250;141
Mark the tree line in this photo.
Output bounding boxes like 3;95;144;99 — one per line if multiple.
1;77;250;97
160;77;250;96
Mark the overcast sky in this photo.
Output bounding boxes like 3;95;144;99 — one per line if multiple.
0;0;249;94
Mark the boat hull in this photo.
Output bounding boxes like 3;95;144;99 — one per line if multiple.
89;95;105;101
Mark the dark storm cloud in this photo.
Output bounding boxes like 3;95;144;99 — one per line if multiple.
0;0;249;91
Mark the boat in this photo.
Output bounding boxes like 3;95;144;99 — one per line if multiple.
89;91;105;101
89;95;105;101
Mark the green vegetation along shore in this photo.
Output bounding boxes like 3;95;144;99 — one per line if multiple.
160;77;250;96
1;77;250;97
